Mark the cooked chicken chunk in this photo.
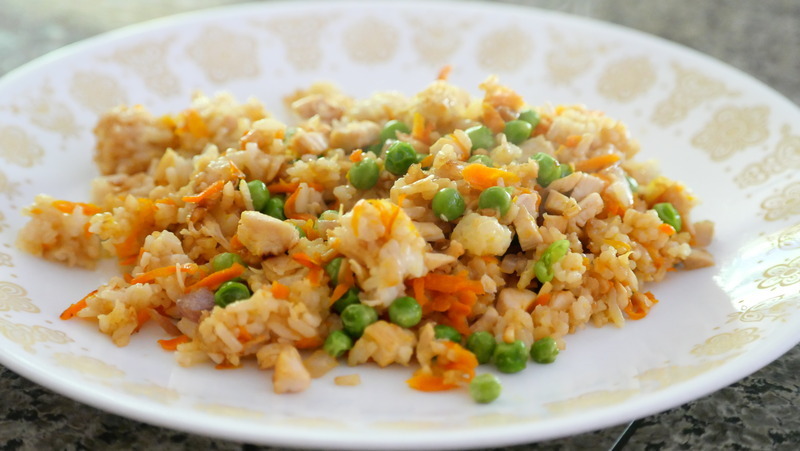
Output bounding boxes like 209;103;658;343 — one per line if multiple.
237;211;299;256
272;346;311;394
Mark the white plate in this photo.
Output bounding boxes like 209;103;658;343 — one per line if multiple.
0;1;799;448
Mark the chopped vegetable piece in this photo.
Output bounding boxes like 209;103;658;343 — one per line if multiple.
340;303;378;338
534;239;571;284
530;336;559;364
247;180;270;213
325;257;344;286
349;158;380;190
469;373;502;403
466;331;497;365
531;153;561;187
331;287;360;314
211;252;245;272
462;164;520;190
379;119;411;143
388;296;423;328
214;281;251;307
503;119;533;144
466;125;494;151
467;154;493;167
384;141;419;176
654;202;682;232
432;188;466;222
493;340;528;373
434;324;462;343
518;109;540;128
323;330;353;358
264;196;286;220
478;186;512;216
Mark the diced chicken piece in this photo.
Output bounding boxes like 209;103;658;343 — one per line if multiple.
547;172;582;194
329;120;381;151
239;118;287;151
571;174;606;202
272;345;311;394
513;206;543;251
423;252;457;271
693;220;715;248
348;321;417;367
515;193;540;218
570;192;604;227
415;221;445;242
683;248;715;269
291;131;329;156
451;213;512;256
237;211;299;256
303;350;339;378
94;105;176;175
287;82;353;121
544;191;580;216
496;288;537;315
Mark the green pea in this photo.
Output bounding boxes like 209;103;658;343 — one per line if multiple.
331;287;360;314
466;125;494;151
466;331;497;365
493;340;528;374
340;303;378;338
214;281;251;307
469;373;502;404
384;141;419;176
478;186;512;216
504;120;533;145
211;252;245;272
560;163;574;178
294;224;306;238
325;257;343;286
625;175;639;193
247;180;270;213
534;239;571;283
518;109;540;129
319;210;340;221
531;153;562;187
388;296;423;328
380;120;411;143
264;196;286;220
434;324;462;343
654;202;682;232
432;188;466;222
366;142;385;156
323;330;353;358
467;154;493;167
530;336;559;364
349;158;380;190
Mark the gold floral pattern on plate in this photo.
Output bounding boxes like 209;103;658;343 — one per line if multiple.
0;318;72;353
761;181;800;221
7;83;79;138
69;71;128;114
691;105;770;160
260;15;332;71
0;125;45;167
477;26;533;72
756;256;800;290
776;223;800;250
0;210;7;233
651;63;734;126
735;125;800;188
406;15;470;66
106;39;180;97
342;16;399;64
194;403;265;419
636;359;730;387
118;382;179;404
545;29;597;84
53;352;125;379
690;328;760;357
0;169;20;200
0;253;13;268
187;26;260;83
545;388;640;415
0;281;38;313
729;294;796;323
597;56;657;102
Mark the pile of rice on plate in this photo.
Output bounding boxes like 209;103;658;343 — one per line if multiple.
17;74;714;398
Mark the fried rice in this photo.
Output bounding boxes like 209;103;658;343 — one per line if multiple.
17;75;714;395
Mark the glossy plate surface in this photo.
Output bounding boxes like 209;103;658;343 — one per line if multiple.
0;2;798;448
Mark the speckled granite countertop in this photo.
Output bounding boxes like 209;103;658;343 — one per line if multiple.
1;0;798;449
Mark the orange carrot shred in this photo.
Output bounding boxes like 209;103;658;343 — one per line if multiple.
349;149;363;163
60;290;95;320
564;135;582;147
129;263;198;285
411;112;431;144
329;283;351;306
291;252;321;268
407;373;458;392
135;309;151;332
158;334;189;351
215;362;240;370
284;188;316;221
295;335;323;349
271;281;290;300
268;181;324;194
534;292;551;308
186;263;245;292
481;103;506;134
658;223;676;236
437;64;453;81
52;200;102;216
419;154;435;167
462;164;520;190
182;180;225;203
238;325;252;342
573;153;621;173
228;160;246;180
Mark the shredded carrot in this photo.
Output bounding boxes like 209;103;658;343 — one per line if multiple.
82;222;92;239
624;291;659;320
28;207;42;215
408;272;484;335
349;149;363;163
534;292;551;308
329;283;351;306
411;112;431;144
564;135;583;147
421;272;484;294
411;277;428;307
284;188;316;221
183;109;210;138
154;198;176;206
123;273;133;284
462;163;520;190
60;290;96;320
267;180;324;194
308;267;323;286
658;223;676;236
271;281;290;300
407;373;458;392
437;64;452;81
419;153;435;167
574;153;621;173
182;180;225;204
229;234;243;251
295;335;323;349
215;362;240;370
186;263;245;292
158;334;189;351
238;325;252;342
52;200;102;216
407;342;477;392
228;160;246;180
481;103;506;134
135;309;151;332
291;252;321;268
129;263;198;285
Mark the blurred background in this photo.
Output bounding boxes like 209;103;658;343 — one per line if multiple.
0;0;798;450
